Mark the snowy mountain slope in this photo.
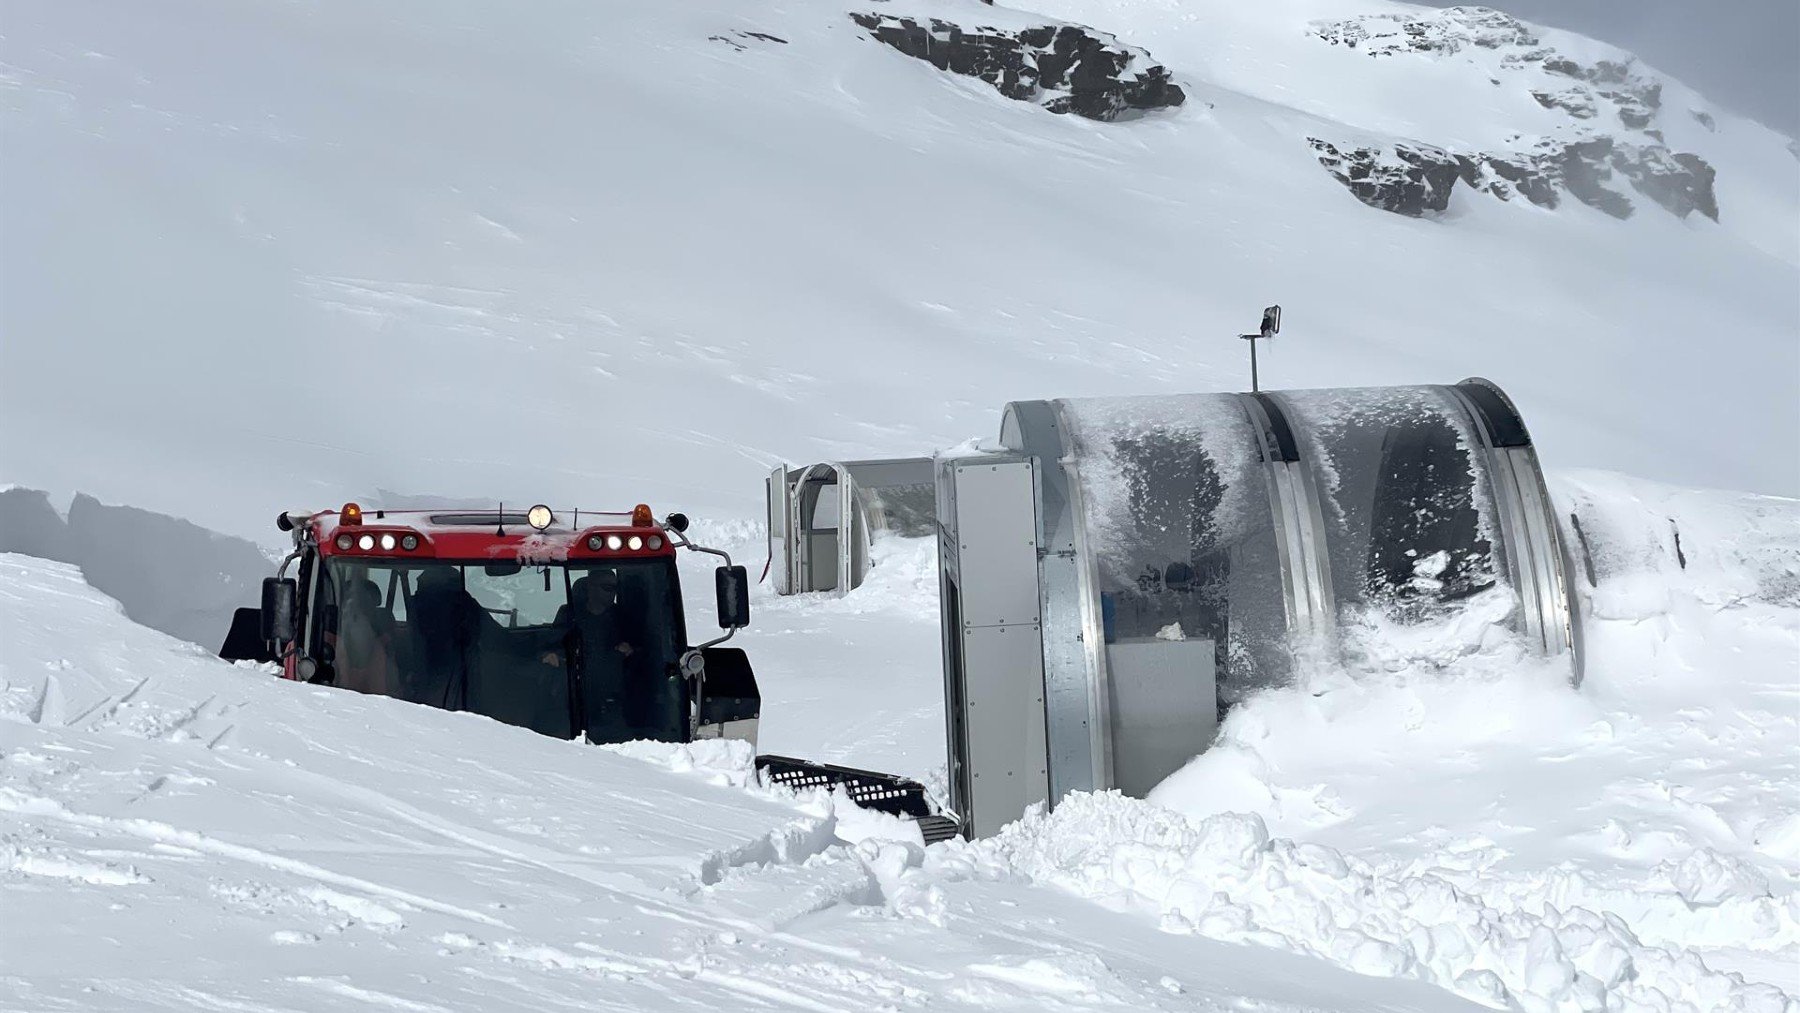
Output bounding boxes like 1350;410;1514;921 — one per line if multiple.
3;0;1798;1009
0;554;1481;1012
2;0;1795;554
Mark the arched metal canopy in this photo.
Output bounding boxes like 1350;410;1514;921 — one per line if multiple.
766;458;935;594
938;378;1576;836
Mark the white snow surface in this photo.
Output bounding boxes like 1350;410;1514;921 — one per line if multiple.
1149;472;1800;1008
0;552;1474;1012
2;0;1797;551
6;472;1794;1010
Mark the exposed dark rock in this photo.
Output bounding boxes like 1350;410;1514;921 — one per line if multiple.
1621;147;1718;220
1533;89;1596;119
1309;139;1460;217
1598;81;1660;129
1305;7;1718;223
1455;151;1561;208
849;13;1184;122
1691;109;1716;132
1313;136;1719;222
709;30;787;52
1555;138;1635;218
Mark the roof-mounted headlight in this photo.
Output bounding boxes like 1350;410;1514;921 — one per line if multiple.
527;504;554;531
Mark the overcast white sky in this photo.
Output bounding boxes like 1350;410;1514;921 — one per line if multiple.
1429;0;1799;138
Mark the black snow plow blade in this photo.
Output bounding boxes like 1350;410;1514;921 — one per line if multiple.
755;755;961;843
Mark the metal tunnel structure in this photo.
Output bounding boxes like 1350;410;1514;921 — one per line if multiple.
936;378;1577;837
766;458;935;594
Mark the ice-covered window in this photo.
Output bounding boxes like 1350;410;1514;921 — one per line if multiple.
1274;386;1501;626
1061;394;1291;706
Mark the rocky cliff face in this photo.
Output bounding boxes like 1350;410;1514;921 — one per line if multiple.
849;13;1184;122
1307;6;1718;221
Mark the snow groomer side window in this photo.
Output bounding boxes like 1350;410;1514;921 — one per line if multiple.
1275;385;1502;628
1061;394;1292;710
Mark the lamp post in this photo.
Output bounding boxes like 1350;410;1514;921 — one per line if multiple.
1239;305;1281;392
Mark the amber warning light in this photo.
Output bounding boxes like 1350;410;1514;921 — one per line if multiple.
340;502;364;526
631;503;654;526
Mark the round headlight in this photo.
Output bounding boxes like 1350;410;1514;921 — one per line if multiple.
626;535;643;551
401;534;419;551
526;504;554;531
646;535;663;551
379;533;396;551
605;535;624;551
336;534;353;550
357;534;375;551
587;535;603;551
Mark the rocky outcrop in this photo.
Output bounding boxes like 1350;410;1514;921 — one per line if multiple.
1312;135;1719;221
1309;140;1461;217
1313;7;1663;129
1307;7;1717;222
1313;5;1537;55
849;13;1184;122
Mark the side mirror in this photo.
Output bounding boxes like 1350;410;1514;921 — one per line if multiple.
715;565;750;629
666;512;691;533
260;577;298;644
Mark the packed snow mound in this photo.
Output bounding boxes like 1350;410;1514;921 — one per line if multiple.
943;793;1794;1012
3;0;1795;554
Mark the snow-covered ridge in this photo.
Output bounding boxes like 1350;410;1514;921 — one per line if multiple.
1304;6;1718;220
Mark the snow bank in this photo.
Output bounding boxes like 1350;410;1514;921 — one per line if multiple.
0;487;272;649
932;792;1795;1012
1126;470;1798;1002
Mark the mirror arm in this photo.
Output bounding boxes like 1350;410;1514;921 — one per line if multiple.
275;546;304;578
668;526;733;568
691;625;738;652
